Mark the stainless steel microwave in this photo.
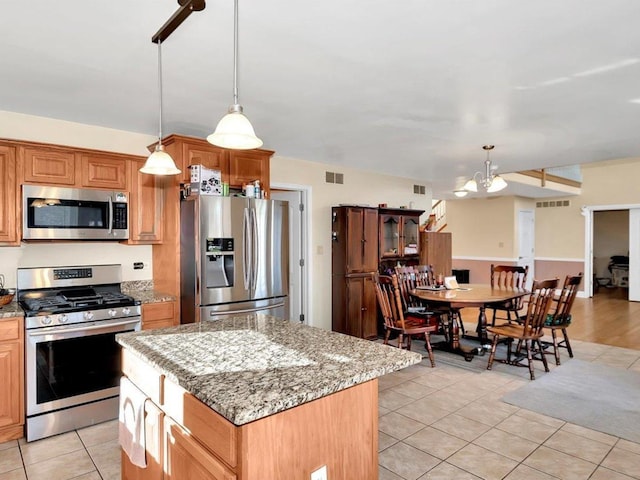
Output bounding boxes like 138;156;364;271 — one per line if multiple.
22;185;129;240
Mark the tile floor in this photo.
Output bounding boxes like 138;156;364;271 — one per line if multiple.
1;338;639;479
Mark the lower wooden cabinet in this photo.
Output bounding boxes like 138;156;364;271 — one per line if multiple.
142;302;177;330
121;400;164;480
0;317;24;442
332;274;378;339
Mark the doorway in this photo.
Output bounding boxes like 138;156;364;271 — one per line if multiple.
517;209;535;290
270;184;311;324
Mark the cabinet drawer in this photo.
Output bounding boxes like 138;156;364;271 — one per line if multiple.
0;318;21;342
142;302;175;323
164;378;237;469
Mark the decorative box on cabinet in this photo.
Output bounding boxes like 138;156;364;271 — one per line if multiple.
0;145;18;245
419;231;452;277
378;207;424;271
0;317;24;442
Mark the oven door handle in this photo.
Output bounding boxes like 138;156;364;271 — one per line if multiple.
27;318;140;337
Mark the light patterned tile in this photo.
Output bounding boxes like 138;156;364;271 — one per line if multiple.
391;380;437;400
77;419;118;448
431;414;491;442
0;442;17;453
544;430;613;463
616;439;640;455
379;374;407;391
560;423;618;446
379;405;391;417
420;390;474;411
378;432;399;452
417;461;481;479
19;431;84;466
504;464;557;480
474;428;538;462
601;445;640;478
379;390;415;411
513;408;565;429
71;473;102;480
589;466;637;480
378;412;425;440
0;468;27;480
412;372;458;390
456;398;518;426
87;438;121;480
24;449;95;480
496;412;558;444
448;443;518;480
0;448;22;475
523;445;597;479
404;426;467;460
379;466;404;480
379;442;440;480
395;398;451;426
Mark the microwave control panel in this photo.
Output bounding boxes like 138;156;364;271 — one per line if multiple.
113;203;128;229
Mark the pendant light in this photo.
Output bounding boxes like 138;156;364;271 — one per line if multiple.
461;145;507;193
140;39;181;175
207;0;263;150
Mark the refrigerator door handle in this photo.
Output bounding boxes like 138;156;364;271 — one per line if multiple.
251;206;259;291
243;207;251;290
207;301;286;317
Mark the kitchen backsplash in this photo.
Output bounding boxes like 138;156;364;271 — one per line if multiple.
0;242;153;287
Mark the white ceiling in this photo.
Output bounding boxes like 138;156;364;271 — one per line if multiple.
2;0;639;199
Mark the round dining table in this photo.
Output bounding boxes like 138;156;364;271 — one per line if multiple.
410;284;528;361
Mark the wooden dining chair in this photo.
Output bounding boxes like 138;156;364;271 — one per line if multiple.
488;264;529;325
542;273;583;365
373;273;437;367
486;278;558;380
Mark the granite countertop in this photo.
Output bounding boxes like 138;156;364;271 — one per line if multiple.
121;281;176;304
117;315;421;425
0;301;24;319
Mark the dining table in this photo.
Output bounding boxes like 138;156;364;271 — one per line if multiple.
410;284;529;361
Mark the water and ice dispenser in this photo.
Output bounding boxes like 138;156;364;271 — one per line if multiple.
204;238;235;288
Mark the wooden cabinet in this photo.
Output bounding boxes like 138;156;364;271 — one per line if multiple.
79;152;127;189
121;400;164;480
127;158;164;244
142;301;177;330
378;208;424;267
0;145;18;245
228;150;271;198
179;140;230;186
419;231;452;277
0;317;24;442
331;206;379;338
21;145;77;185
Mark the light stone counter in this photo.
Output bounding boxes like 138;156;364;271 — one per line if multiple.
117;315;421;425
0;301;24;319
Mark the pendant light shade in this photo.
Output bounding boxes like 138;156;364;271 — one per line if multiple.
458;145;507;194
207;104;263;149
208;0;262;150
140;40;181;176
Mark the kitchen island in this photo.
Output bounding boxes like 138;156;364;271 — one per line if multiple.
117;315;421;480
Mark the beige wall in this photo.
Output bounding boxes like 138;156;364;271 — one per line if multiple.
0;110;157;287
271;155;433;330
593;210;629;278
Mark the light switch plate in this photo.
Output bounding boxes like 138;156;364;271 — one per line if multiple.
311;465;327;480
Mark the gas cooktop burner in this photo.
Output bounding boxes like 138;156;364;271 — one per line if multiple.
20;291;138;314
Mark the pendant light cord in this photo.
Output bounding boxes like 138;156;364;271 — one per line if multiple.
233;0;239;106
157;40;164;146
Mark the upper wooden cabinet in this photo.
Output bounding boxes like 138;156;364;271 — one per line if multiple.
331;206;379;275
378;208;424;261
0;145;18;245
126;158;164;244
157;135;273;196
22;145;77;185
79;153;127;189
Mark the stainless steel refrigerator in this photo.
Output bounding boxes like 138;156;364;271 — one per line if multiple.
180;194;289;323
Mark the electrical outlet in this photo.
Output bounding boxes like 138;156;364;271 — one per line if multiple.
133;262;144;270
311;465;327;480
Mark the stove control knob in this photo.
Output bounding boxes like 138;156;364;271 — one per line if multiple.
122;307;131;315
84;311;94;321
41;316;52;326
59;314;69;324
108;309;117;317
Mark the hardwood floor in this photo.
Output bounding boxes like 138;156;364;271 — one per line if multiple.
460;286;640;351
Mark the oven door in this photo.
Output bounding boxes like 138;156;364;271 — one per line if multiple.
22;185;128;240
25;317;141;416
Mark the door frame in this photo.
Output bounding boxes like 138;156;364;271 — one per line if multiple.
270;182;312;325
517;209;535;290
582;203;639;298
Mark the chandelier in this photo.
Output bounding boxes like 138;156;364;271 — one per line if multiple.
461;145;508;194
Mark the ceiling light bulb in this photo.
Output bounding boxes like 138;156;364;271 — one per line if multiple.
140;145;181;175
208;104;263;149
487;175;507;192
463;179;478;192
453;190;468;198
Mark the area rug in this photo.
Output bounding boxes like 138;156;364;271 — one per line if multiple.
501;359;640;443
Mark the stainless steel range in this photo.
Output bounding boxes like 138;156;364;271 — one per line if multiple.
17;264;141;442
